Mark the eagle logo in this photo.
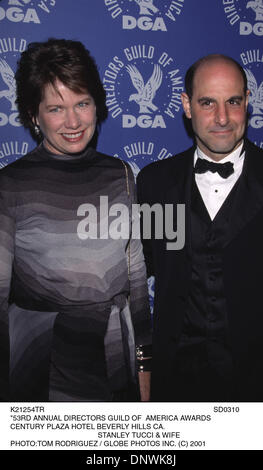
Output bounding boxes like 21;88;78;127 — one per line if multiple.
245;68;263;115
246;0;263;21
0;59;17;111
126;64;163;114
148;275;155;314
128;160;141;179
132;0;159;16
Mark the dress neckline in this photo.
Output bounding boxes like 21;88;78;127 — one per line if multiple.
38;143;96;163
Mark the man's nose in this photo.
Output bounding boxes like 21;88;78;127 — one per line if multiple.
215;103;229;126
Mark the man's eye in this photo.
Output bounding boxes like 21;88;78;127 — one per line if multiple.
229;99;241;105
201;100;212;106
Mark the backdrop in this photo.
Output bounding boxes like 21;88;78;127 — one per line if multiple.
0;0;262;306
0;0;262;170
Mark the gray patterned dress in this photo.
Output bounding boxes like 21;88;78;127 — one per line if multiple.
0;144;151;401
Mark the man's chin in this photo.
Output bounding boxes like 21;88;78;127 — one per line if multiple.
198;139;243;159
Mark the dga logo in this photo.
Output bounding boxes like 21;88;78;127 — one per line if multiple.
104;0;185;31
148;275;155;315
240;49;263;129
0;37;30;167
222;0;263;36
0;58;16;112
0;37;27;128
0;140;29;168
0;0;56;25
114;140;173;178
103;44;184;129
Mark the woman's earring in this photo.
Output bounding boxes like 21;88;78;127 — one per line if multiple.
34;125;41;136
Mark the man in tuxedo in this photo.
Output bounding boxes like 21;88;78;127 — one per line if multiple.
137;54;263;401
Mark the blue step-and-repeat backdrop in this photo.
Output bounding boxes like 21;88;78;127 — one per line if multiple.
0;0;262;172
0;0;262;312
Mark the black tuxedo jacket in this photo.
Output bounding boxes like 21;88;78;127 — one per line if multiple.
137;139;263;401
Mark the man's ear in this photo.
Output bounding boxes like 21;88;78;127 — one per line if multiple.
245;89;250;110
181;92;192;119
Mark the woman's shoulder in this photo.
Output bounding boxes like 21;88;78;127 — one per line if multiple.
93;150;125;167
0;146;39;179
93;151;133;176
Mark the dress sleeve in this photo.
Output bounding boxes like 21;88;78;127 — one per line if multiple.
0;185;15;400
125;164;152;346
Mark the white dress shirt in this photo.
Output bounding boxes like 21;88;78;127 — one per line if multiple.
194;142;245;220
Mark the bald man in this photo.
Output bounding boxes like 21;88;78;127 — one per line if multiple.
137;54;263;401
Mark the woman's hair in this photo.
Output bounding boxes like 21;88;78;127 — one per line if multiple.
15;38;107;140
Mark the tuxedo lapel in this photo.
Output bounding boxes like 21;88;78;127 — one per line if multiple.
164;148;194;256
161;142;263;250
224;143;263;247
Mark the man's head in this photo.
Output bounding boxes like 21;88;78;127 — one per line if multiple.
181;54;250;161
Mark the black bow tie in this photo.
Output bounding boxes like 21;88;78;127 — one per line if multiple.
194;158;234;179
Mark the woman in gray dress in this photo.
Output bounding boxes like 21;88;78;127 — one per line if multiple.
0;38;151;401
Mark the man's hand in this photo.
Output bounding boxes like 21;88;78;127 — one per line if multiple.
139;371;151;401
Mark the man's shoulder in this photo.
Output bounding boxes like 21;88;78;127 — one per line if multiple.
245;139;263;176
137;146;194;183
245;139;263;157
